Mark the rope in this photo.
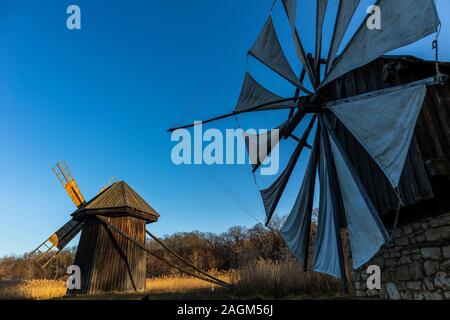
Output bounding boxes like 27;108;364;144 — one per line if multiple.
97;216;231;288
433;0;441;77
146;230;231;287
202;165;263;225
432;31;441;77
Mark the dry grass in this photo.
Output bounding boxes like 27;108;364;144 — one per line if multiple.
0;280;67;300
0;260;343;300
233;259;342;299
145;260;342;299
146;271;232;294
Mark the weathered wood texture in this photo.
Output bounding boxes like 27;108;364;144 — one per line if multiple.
72;181;160;223
68;182;159;295
322;56;450;224
69;215;147;295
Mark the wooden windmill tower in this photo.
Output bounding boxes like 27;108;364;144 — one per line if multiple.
30;161;160;295
170;0;449;293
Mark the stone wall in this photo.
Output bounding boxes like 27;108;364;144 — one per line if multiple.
353;212;450;300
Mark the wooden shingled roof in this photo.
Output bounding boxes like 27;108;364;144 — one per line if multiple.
72;181;160;223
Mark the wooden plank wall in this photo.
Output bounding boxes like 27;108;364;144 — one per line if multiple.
69;216;147;295
323;57;450;222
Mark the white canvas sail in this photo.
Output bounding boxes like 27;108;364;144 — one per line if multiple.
281;131;319;266
260;141;302;224
236;73;292;112
328;84;428;189
322;0;440;86
328;128;388;269
313;127;343;279
249;16;307;91
245;128;280;170
281;0;316;86
327;0;360;71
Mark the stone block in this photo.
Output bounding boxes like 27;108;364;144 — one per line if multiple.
434;272;450;290
423;291;443;300
386;283;401;300
441;260;450;272
412;254;423;261
397;265;411;281
382;269;393;282
355;290;364;297
397;281;407;291
403;225;413;235
443;245;450;259
385;258;397;268
366;289;379;297
395;237;410;247
399;255;412;265
416;235;425;242
429;215;450;228
406;281;422;291
424;261;439;276
414;292;425;300
425;226;450;242
421;247;441;260
409;261;424;280
424;277;436;291
401;292;413;300
412;223;422;232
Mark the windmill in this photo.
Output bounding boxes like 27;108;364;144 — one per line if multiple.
30;161;230;294
169;0;447;288
29;161;160;294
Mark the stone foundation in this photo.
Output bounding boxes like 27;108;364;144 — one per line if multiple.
354;212;450;300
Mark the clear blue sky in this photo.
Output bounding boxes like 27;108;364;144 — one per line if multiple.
0;0;449;257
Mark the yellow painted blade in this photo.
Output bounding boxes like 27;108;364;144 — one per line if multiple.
53;161;86;208
64;179;85;207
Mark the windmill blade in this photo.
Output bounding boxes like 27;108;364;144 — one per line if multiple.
312;122;345;279
245;111;307;172
324;115;389;269
245;129;281;172
322;0;440;87
236;72;294;112
327;83;428;189
260;115;317;225
53;161;86;208
314;0;328;75
326;0;361;72
281;0;317;87
167;95;303;132
249;16;312;94
281;128;320;269
30;219;83;269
